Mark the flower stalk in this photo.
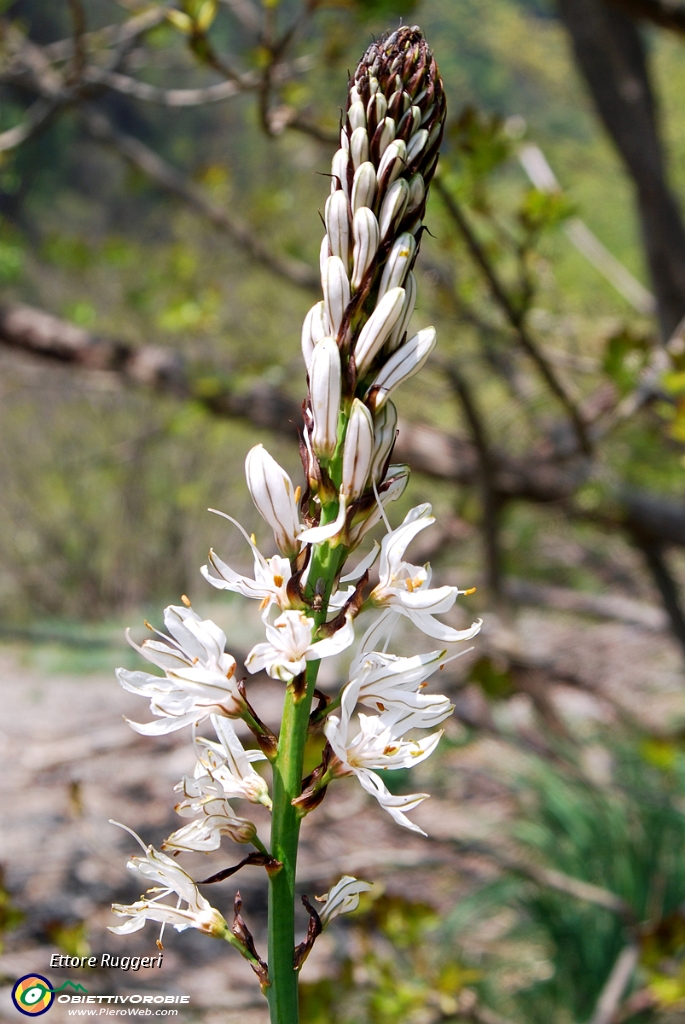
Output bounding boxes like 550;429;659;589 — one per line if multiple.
109;26;481;1024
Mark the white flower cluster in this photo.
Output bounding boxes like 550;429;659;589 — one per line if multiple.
110;24;479;963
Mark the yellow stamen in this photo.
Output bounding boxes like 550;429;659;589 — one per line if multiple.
259;595;270;611
273;575;284;587
383;744;400;756
250;533;257;545
464;586;477;595
144;620;154;631
405;579;414;592
181;594;191;607
294;485;302;504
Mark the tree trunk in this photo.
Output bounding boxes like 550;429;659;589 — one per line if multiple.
557;0;685;339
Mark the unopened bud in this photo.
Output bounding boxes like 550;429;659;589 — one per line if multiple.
323;255;351;336
378;138;406;186
368;327;437;410
373;116;396;161
400;105;422;138
369;400;398;482
386;271;417;353
325;191;350;267
340;128;349;152
367;92;387;126
377;232;416;301
353;286;405;375
320;234;331;279
341;399;374;501
301;300;330;370
379;178;409;240
350;126;369;170
351;162;377;213
406;128;429;165
245;444;301;557
347;100;366;132
407;173;425;214
351;207;380;290
310;337;341;460
331;148;350;196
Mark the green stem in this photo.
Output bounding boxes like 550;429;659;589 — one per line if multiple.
266;528;346;1024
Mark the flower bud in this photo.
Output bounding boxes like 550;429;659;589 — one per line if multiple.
341;399;374;501
407;173;425;215
377;232;416;301
373;116;396;160
349;85;361;106
310;337;341;460
350;126;369;170
369;400;398;482
406;128;429;165
379;178;410;240
386;271;417;353
340;128;349;152
245;444;301;557
367;92;387;126
320;234;331;279
378;139;407;186
331;148;350;196
351;207;380;290
405;105;422;137
367;327;437;410
351;162;377;213
323;255;351;336
347;100;366;132
325;191;350;267
301;300;330;370
354;286;405;376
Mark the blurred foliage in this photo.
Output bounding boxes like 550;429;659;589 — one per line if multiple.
300;891;481;1023
0;866;24;953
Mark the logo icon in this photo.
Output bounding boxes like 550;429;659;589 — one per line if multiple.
11;975;55;1016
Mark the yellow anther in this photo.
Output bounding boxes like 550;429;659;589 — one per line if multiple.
181;594;191;607
259;596;270;611
144;620;154;631
294;485;302;504
250;533;257;545
383;743;400;756
273;575;284;587
405;578;414;592
464;586;477;595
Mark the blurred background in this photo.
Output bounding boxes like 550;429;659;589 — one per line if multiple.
3;0;685;1021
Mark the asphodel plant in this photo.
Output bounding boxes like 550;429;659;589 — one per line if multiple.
108;26;480;1024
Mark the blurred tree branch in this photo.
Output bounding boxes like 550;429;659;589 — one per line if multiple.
557;0;685;340
606;0;685;33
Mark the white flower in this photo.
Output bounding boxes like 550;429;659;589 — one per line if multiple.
164;774;258;852
116;604;245;735
195;715;271;808
315;876;373;927
201;510;292;611
245;444;302;557
109;826;229;938
246;609;355;683
346;641;454;726
369;504;482;643
324;699;442;834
